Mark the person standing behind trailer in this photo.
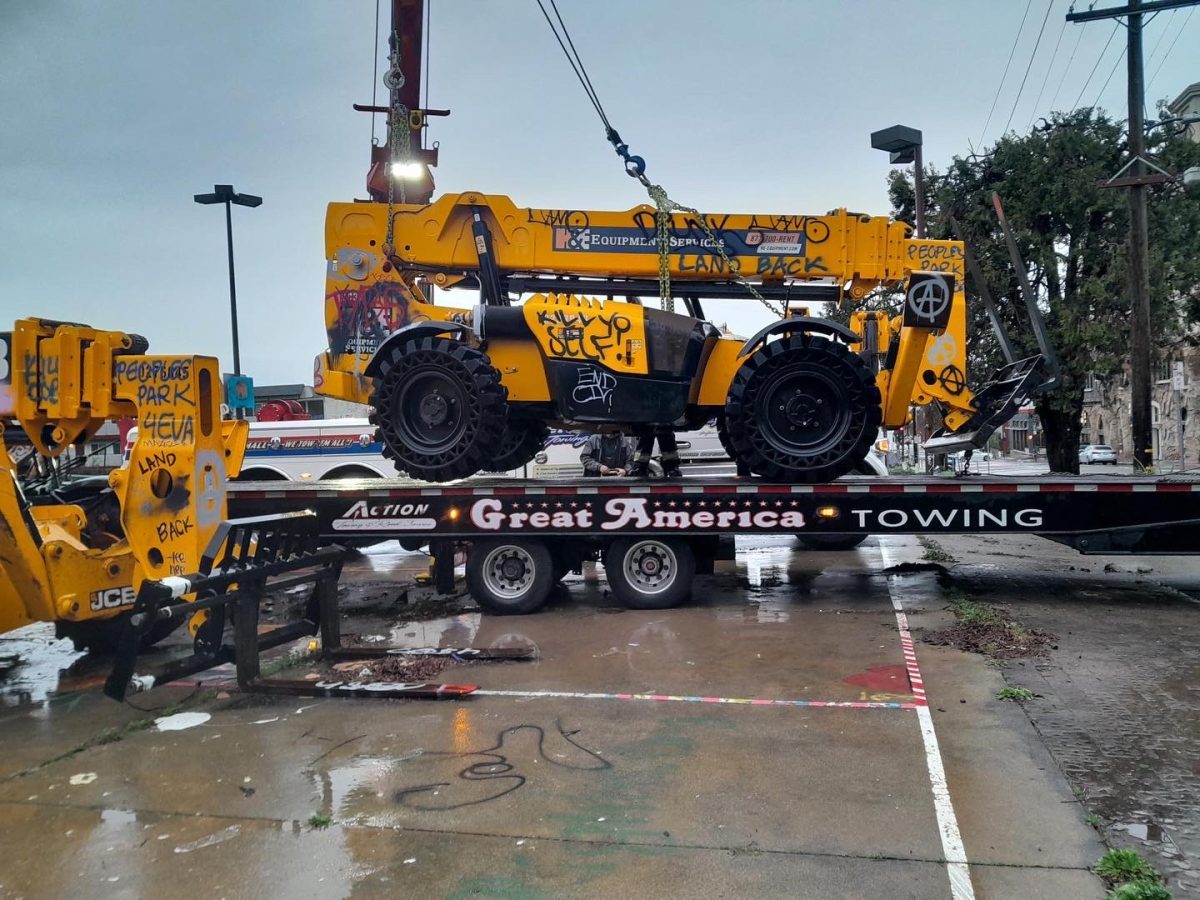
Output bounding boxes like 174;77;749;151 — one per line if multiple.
631;426;682;478
580;431;633;477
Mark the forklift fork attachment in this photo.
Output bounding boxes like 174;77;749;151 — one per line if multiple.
104;512;524;702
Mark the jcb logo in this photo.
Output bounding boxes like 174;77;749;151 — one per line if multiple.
89;586;136;611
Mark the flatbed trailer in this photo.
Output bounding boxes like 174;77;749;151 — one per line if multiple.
228;474;1200;615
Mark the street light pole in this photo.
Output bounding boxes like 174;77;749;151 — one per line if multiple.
223;198;241;375
194;184;262;378
870;125;925;238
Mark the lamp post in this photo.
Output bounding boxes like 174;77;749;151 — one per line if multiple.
193;184;262;376
870;125;925;238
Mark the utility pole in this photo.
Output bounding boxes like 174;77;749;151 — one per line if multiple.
1126;0;1153;471
1067;0;1200;470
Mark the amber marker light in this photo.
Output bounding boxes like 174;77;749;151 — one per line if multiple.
447;507;460;521
816;505;840;520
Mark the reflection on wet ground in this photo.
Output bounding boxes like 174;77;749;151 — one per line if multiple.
0;623;85;707
3;531;1198;897
946;557;1200;895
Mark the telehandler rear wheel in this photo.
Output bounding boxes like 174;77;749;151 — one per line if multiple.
482;421;551;473
369;338;508;482
724;335;881;483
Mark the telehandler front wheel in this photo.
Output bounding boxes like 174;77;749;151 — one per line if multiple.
724;335;881;483
56;616;182;655
369;338;508;482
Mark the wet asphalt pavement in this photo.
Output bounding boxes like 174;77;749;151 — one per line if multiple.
0;530;1196;899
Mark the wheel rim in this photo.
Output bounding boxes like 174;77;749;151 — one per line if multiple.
392;363;472;454
622;541;677;596
481;545;536;600
757;364;852;459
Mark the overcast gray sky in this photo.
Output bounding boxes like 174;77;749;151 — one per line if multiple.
2;1;1195;385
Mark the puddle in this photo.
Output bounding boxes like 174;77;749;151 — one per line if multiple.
0;623;87;707
352;542;433;576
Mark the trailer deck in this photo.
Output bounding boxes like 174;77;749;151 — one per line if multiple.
229;474;1200;555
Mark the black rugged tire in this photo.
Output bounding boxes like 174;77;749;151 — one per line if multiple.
716;414;736;461
57;616;183;655
482;421;551;473
466;539;555;615
605;537;695;610
724;335;881;483
369;338;508;482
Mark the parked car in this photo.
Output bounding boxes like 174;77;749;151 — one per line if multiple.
1079;444;1117;464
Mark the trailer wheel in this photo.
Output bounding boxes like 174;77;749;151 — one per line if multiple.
370;338;508;482
725;335;881;483
466;539;555;615
483;420;551;473
795;533;869;551
795;462;874;550
606;537;695;610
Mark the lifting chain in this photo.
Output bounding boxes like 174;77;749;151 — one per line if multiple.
638;177;785;319
382;32;416;258
610;128;783;319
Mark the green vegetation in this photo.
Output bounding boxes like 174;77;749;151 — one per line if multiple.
918;537;956;565
996;686;1035;703
1108;880;1171;900
947;591;1002;626
1095;849;1162;884
1085;814;1103;827
307;813;333;830
859;108;1200;474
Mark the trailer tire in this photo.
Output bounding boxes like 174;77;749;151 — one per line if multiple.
794;533;869;551
795;462;875;550
370;337;508;482
605;537;695;610
725;335;881;483
466;539;555;615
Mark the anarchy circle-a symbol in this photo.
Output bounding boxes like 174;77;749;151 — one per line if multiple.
938;365;966;396
907;278;950;321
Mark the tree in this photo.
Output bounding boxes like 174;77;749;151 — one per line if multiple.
888;109;1200;473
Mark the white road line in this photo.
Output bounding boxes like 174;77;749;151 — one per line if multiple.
879;538;976;900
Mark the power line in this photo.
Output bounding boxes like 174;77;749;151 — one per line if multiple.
1144;7;1179;70
1092;44;1128;110
1148;6;1196;92
979;0;1034;145
1004;0;1056;133
1028;2;1070;128
1071;22;1121;109
1048;22;1086;110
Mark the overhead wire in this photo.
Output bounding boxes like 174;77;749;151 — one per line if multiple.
1028;2;1069;129
1071;22;1120;109
1048;22;1086;111
1092;44;1128;111
1144;7;1178;72
1148;7;1195;94
1004;0;1056;134
979;0;1034;145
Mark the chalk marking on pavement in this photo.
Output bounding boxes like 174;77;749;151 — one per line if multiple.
879;539;976;900
472;689;917;709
